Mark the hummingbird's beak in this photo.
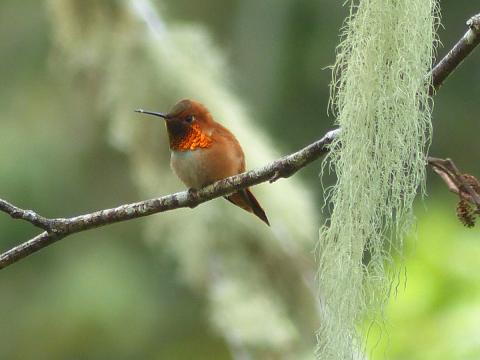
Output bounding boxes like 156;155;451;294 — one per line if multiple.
135;109;169;119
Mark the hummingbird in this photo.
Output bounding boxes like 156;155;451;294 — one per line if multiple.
135;99;270;226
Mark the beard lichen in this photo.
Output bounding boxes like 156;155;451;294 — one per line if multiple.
317;0;439;358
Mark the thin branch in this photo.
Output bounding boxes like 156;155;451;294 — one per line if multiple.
431;13;480;92
0;199;53;232
0;130;339;269
427;157;480;210
1;12;480;270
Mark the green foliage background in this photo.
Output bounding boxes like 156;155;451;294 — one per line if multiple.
0;0;478;359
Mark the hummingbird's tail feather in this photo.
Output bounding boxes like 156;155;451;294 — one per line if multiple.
225;188;270;226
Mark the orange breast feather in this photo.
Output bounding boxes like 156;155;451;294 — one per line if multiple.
171;123;213;151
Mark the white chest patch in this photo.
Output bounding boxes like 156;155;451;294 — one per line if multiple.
170;150;205;189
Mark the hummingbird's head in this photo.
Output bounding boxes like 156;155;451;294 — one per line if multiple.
135;99;214;151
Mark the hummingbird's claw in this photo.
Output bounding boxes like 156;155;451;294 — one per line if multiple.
269;171;282;183
269;163;296;183
187;188;199;208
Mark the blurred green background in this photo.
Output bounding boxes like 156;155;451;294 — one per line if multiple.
0;0;479;359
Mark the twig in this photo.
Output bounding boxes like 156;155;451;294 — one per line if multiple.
0;130;338;269
1;12;480;270
427;157;480;210
431;13;480;92
0;199;54;232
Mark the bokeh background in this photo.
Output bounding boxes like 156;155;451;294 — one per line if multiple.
0;0;479;359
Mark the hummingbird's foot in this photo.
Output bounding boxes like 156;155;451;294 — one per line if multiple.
269;163;296;183
187;188;199;208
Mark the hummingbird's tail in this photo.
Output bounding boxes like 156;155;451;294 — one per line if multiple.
225;188;270;226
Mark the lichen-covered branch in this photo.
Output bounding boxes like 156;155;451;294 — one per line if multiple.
0;12;479;270
0;130;338;269
0;199;53;231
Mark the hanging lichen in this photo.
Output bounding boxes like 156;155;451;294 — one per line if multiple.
317;0;439;358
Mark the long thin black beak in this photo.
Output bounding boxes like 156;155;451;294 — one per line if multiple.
135;109;168;119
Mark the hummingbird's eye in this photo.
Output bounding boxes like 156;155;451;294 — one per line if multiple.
185;115;195;123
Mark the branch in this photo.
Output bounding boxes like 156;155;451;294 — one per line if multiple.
431;13;480;92
0;199;53;231
0;130;338;269
1;12;480;270
427;157;480;210
428;156;480;227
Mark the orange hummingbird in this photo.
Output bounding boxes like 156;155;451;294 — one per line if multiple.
135;99;270;226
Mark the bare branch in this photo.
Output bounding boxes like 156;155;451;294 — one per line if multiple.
1;12;480;269
0;199;54;232
0;130;338;269
431;13;480;92
428;157;480;210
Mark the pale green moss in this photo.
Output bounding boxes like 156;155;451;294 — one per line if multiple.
318;1;439;358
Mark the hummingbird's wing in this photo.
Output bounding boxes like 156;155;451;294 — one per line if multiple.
225;188;270;226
